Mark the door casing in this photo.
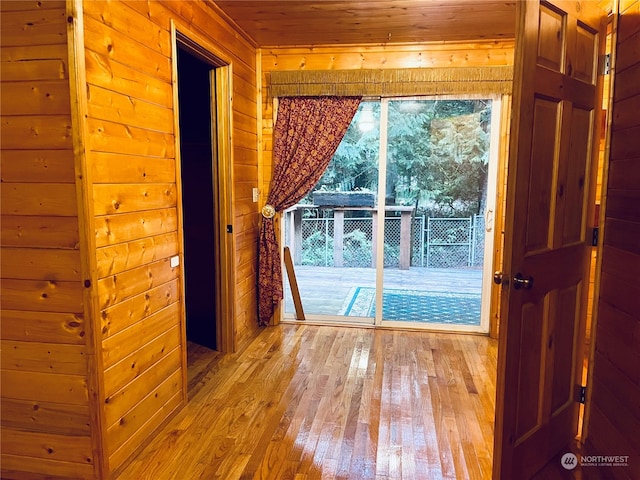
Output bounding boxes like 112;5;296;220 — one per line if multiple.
171;22;236;377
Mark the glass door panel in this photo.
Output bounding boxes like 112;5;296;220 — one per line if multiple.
283;101;380;323
380;98;495;331
282;97;498;332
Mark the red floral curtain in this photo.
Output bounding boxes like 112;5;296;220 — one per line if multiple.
258;96;361;325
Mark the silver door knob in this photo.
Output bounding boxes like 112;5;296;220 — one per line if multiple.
493;271;505;285
513;273;534;290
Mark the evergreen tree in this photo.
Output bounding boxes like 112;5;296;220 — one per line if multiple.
309;99;492;218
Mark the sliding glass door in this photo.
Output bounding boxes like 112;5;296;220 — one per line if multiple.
283;102;380;323
377;98;497;332
283;96;499;332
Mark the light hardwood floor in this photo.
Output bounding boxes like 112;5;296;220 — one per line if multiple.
116;325;498;479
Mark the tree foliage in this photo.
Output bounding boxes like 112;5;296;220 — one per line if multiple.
310;99;492;218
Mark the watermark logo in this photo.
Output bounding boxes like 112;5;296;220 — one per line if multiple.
560;453;630;469
561;453;578;470
581;455;630;468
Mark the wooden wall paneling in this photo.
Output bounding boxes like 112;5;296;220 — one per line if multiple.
0;1;66;12
101;303;180;369
234;182;259;207
0;215;80;249
97;259;178;309
106;368;182;453
82;15;172;83
594;306;639;384
618;0;640;41
0;58;67;81
605;213;640;246
1;340;86;375
586;1;640;477
233;163;260;184
612;62;640;101
0;7;67;46
607;155;640;189
232;71;261;107
609;121;640;158
0;43;69;63
84;50;173;109
1;80;71;116
232;129;259;158
614;30;640;71
107;388;182;472
94;209;178;248
0;149;76;183
1;278;84;313
91;152;176;184
1;247;81;281
1;183;78;216
86;84;174;133
86;118;175;158
611;92;640;130
261;41;515;72
0;115;72;150
0;455;95;480
103;347;182;428
83;0;172;57
101;279;180;339
1;429;94;465
0;310;86;345
599;265;640;318
1;398;91;436
2;369;87;405
93;183;177;216
603;186;640;221
103;325;182;396
593;345;640;417
234;108;259;137
96;232;179;278
86;2;184;446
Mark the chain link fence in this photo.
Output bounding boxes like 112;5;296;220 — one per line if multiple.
426;217;487;267
300;218;335;266
343;218;373;267
286;208;485;269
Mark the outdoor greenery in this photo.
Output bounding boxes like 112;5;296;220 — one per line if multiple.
308;99;492;219
294;214;485;268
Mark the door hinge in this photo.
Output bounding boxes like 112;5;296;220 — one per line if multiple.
600;53;611;75
592;227;599;246
579;385;587;404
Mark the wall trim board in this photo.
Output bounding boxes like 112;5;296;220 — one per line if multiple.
67;0;106;477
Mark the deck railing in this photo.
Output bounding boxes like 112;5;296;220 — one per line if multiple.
284;206;485;269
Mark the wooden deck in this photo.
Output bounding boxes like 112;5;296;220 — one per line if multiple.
116;324;498;480
284;266;484;317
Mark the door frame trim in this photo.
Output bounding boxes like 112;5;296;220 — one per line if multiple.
280;95;504;334
170;22;236;378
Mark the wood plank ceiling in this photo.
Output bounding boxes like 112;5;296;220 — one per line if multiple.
212;0;518;47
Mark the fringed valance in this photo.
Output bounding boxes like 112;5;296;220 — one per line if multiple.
270;67;513;97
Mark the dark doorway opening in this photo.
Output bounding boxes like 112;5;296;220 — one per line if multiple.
177;46;218;350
